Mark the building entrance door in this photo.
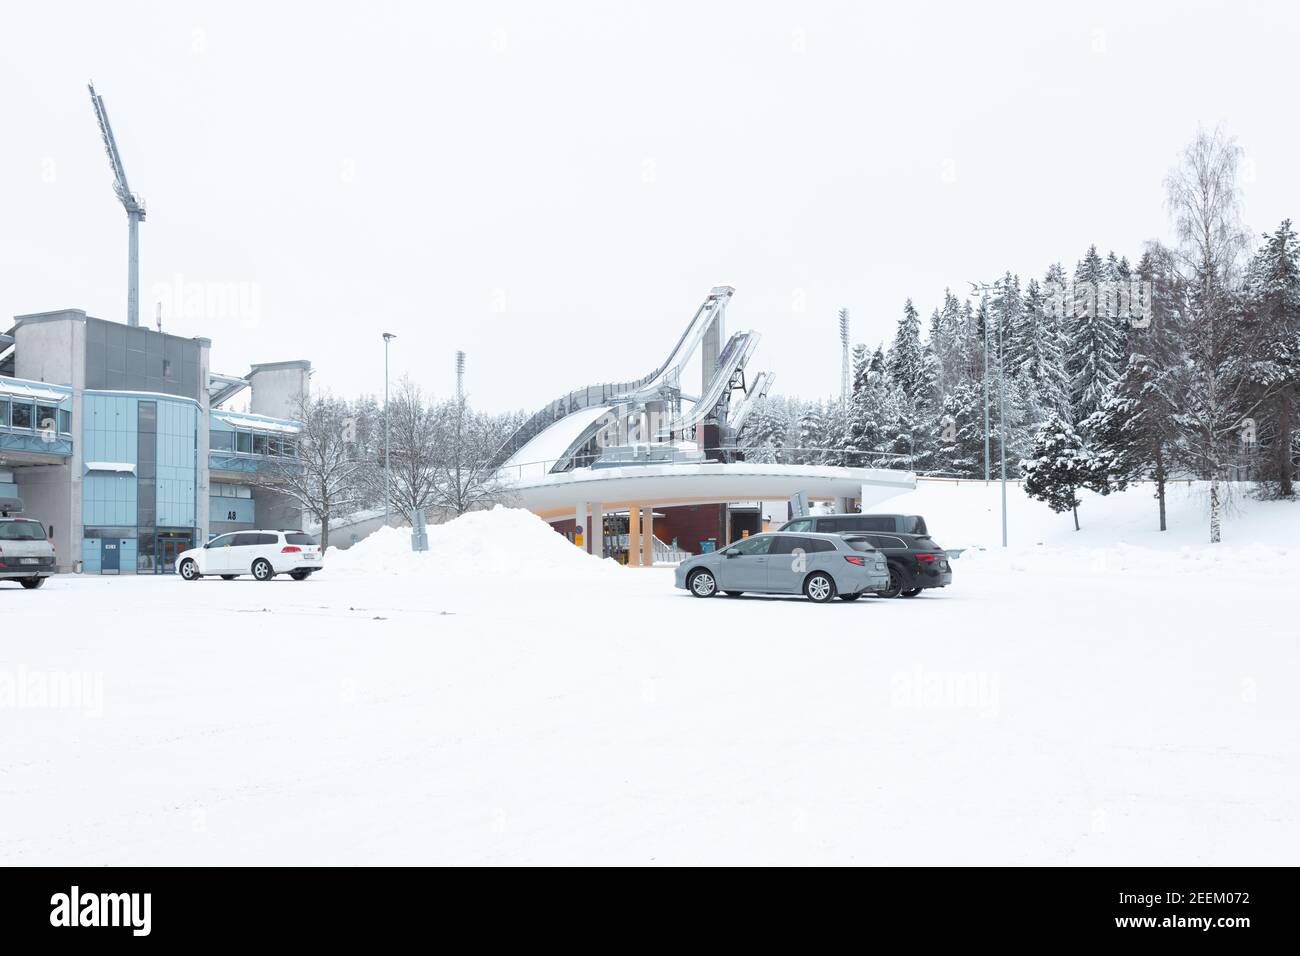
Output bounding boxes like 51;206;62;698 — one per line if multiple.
101;539;120;574
157;533;193;574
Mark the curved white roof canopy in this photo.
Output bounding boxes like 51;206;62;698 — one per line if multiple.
501;461;915;520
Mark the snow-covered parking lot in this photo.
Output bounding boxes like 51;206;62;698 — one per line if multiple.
3;489;1298;865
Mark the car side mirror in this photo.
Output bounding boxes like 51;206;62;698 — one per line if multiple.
203;543;210;549
724;551;739;558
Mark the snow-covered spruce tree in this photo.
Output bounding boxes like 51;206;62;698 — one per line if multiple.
1021;412;1111;531
887;299;928;403
935;381;986;477
1083;352;1181;530
1241;219;1300;497
1067;245;1125;422
1012;277;1071;417
797;401;829;464
736;396;789;463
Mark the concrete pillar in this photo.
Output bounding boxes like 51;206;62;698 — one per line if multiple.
641;507;654;567
627;505;640;567
591;503;604;558
195;337;212;545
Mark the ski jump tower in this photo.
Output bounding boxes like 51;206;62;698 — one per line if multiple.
493;286;774;477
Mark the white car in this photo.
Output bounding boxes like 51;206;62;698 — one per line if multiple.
176;530;323;582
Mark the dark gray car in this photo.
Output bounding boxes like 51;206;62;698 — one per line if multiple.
674;531;890;603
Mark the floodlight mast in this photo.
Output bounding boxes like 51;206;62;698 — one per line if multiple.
89;82;146;327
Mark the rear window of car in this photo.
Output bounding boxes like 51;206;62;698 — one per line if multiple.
0;520;46;541
285;533;317;546
844;537;877;552
913;536;942;551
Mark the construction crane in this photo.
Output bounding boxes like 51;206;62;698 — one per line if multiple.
88;82;146;327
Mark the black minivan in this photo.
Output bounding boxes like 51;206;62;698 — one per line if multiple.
775;514;950;598
777;513;929;536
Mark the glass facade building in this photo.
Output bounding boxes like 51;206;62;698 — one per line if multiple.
1;309;309;574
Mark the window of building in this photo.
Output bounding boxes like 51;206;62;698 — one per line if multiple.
253;433;268;456
10;402;33;429
211;430;235;452
36;404;57;433
57;408;71;434
0;398;8;428
236;431;252;454
85;527;135;541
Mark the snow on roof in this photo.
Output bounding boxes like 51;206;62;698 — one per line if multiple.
0;380;70;403
213;414;301;435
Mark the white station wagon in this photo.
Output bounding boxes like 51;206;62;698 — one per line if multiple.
176;529;323;582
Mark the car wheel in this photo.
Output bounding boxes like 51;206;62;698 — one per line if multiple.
221;574;237;580
688;569;717;598
723;590;744;597
804;572;836;603
878;565;904;598
290;570;311;581
252;558;275;581
901;588;923;597
838;592;862;602
19;577;46;590
180;559;202;581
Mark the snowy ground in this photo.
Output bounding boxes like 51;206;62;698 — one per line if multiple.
2;486;1297;865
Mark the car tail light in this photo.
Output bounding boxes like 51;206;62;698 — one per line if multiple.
281;545;301;553
916;553;938;562
843;554;866;566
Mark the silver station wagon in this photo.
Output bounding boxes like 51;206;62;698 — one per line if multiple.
674;531;890;603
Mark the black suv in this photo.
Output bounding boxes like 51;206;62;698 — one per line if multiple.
776;514;950;598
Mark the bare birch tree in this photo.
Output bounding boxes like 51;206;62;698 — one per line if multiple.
1163;127;1275;542
258;391;364;550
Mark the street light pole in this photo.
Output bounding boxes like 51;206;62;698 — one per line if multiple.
383;332;396;528
971;280;1009;547
996;299;1008;549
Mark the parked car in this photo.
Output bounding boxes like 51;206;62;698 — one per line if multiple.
777;513;929;536
0;498;57;589
674;531;890;603
843;531;951;598
176;530;323;581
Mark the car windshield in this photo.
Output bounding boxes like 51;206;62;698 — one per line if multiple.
0;520;47;541
285;533;318;546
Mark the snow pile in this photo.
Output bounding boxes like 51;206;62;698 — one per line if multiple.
323;506;623;583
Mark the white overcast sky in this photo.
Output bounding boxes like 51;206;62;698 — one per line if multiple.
2;1;1296;412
